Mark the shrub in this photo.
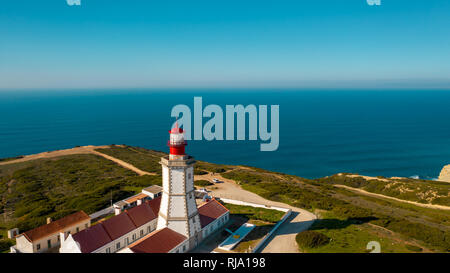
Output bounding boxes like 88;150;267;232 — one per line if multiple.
194;180;214;187
194;170;208;175
0;239;14;252
296;230;330;249
405;244;422;252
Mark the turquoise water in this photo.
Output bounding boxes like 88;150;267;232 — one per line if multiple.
1;90;450;179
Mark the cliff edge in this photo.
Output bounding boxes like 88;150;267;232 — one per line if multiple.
438;164;450;182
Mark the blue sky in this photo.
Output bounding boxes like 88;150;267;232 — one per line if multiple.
1;0;450;90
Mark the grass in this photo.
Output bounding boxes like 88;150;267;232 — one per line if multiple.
223;203;284;223
95;145;165;174
318;174;450;206
222;168;450;252
0;154;162;233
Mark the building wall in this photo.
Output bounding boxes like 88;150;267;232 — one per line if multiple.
15;219;90;253
202;212;230;239
170;238;190;253
15;236;33;253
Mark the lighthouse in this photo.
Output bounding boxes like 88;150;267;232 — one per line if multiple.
156;122;202;249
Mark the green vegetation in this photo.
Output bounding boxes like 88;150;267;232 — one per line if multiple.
95;145;165;174
194;169;208;175
296;230;330;249
318;174;450;206
223;203;284;223
0;239;14;253
222;169;450;252
0;156;24;163
194;180;214;187
2;145;450;253
0;154;161;233
195;161;233;174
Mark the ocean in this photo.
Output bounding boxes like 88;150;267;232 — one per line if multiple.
1;89;450;179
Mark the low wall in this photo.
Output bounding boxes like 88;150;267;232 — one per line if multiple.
252;208;292;253
219;198;290;213
218;197;292;253
89;206;113;219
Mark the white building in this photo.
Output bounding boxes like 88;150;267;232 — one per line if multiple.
11;211;91;253
60;197;161;253
61;123;229;253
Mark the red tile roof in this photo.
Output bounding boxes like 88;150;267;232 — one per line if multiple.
101;210;136;240
72;224;111;253
22;211;90;242
71;196;162;252
129;228;186;253
147;196;161;216
125;202;157;228
124;193;148;204
198;199;229;228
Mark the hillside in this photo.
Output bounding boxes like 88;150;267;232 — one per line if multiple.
1;145;449;253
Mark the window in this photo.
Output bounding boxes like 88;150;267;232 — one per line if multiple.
116;242;121;249
57;235;60;242
188;173;191;179
76;227;79;233
132;234;136;241
147;226;151;233
140;230;144;236
106;248;111;253
47;239;51;248
37;244;41;250
183;245;186;252
125;238;129;245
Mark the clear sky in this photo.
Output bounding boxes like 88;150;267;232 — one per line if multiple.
1;0;450;90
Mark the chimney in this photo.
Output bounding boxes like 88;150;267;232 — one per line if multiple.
47;217;52;224
59;232;65;244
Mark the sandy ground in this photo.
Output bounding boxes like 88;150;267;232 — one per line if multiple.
195;172;317;253
334;184;450;211
0;145;155;176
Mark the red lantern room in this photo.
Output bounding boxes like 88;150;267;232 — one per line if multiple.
168;122;187;159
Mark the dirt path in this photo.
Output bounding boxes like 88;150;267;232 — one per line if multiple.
0;145;155;176
195;172;317;253
334;184;450;211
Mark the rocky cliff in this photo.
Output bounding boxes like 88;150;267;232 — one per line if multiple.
438;164;450;182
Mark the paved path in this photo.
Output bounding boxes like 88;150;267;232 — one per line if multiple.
195;172;317;253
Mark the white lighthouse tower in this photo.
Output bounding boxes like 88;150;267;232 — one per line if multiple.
156;122;202;248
